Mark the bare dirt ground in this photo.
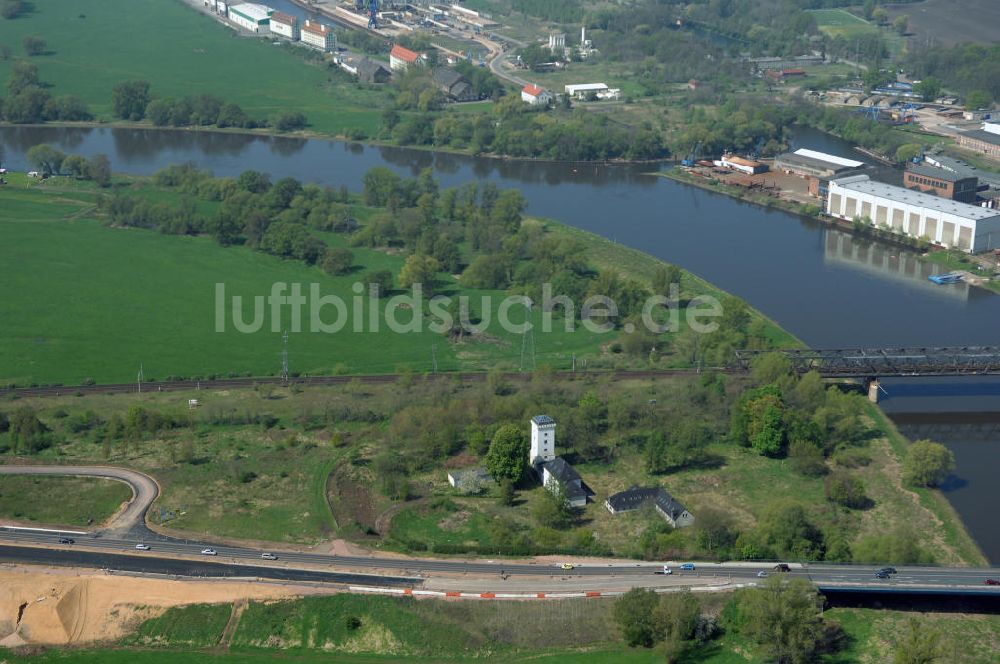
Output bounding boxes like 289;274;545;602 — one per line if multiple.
0;565;307;646
886;0;1000;46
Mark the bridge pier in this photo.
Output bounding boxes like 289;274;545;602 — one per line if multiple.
867;378;880;404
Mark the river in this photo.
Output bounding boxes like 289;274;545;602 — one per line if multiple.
1;124;998;561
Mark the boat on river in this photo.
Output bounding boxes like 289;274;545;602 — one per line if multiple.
928;272;964;285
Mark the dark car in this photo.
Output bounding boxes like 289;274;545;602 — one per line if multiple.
773;563;790;572
58;537;75;544
879;567;898;575
985;579;1000;586
874;570;891;579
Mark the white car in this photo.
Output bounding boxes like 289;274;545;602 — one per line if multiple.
757;570;768;578
663;566;673;575
200;548;217;556
135;543;150;551
260;553;278;560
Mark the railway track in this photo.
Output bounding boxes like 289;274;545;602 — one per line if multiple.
2;369;728;399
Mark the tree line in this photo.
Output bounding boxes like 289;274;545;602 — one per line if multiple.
25;144;111;185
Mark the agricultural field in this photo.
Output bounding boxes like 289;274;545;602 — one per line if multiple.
0;0;388;136
0;475;131;527
808;9;877;39
0;176;610;385
886;0;1000;46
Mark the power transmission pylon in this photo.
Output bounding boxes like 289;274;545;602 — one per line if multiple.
280;330;289;383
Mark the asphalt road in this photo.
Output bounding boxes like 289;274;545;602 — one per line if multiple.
3;466;1000;595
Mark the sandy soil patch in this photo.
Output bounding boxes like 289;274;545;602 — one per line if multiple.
0;565;302;646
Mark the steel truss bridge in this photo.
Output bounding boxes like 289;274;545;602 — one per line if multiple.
734;347;1000;378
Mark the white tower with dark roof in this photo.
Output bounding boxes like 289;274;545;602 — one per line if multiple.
530;415;556;465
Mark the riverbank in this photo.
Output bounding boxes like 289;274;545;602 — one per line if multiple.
662;168;1000;295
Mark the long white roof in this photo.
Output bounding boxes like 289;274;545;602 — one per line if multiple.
230;3;273;21
793;148;864;169
832;175;999;221
565;83;608;93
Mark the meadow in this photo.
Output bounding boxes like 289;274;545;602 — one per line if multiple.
0;475;131;527
0;0;388;136
0;176;613;385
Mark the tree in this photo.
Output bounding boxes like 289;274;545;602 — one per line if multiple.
652;264;682;296
914;76;942;102
87;154;112;187
533;480;573;529
653;590;701;661
2;0;23;20
112;80;151;120
21;35;44;56
893;618;943;664
237;170;271;194
321;247;354;276
26;143;65;176
892;15;909;36
895;143;923;164
363;269;393;297
217;102;249;128
9;406;48;453
484;424;528;484
965;89;993;110
61;154;89;179
824;472;868;509
398;253;439;293
614;588;660;647
738;577;826;664
902;440;954;487
362;167;402;207
271;110;308;131
6;59;38;95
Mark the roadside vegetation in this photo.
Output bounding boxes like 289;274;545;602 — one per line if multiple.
0;354;983;565
4;584;1000;662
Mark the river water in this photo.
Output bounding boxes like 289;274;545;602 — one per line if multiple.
1;124;998;561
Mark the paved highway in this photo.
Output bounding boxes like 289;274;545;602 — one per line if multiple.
2;466;1000;595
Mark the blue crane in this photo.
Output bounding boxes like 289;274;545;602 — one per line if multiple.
367;0;379;29
857;105;881;121
681;141;701;167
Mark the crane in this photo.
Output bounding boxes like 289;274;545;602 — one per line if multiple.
367;0;379;30
681;141;701;167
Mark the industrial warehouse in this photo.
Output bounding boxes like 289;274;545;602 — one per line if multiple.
827;174;1000;253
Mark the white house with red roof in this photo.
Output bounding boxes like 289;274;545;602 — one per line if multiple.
521;83;551;106
389;44;422;72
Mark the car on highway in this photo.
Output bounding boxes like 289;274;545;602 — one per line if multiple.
773;563;790;572
985;579;1000;586
757;570;768;578
874;570;891;579
134;543;150;551
200;548;218;556
878;567;898;575
679;563;696;571
261;553;278;560
560;563;575;570
58;537;75;545
655;565;672;575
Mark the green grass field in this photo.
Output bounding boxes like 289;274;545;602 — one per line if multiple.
0;177;615;385
0;475;132;527
0;0;388;136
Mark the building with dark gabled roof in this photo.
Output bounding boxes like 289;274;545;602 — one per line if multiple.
539;457;592;507
357;58;391;84
605;486;694;528
432;67;477;102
